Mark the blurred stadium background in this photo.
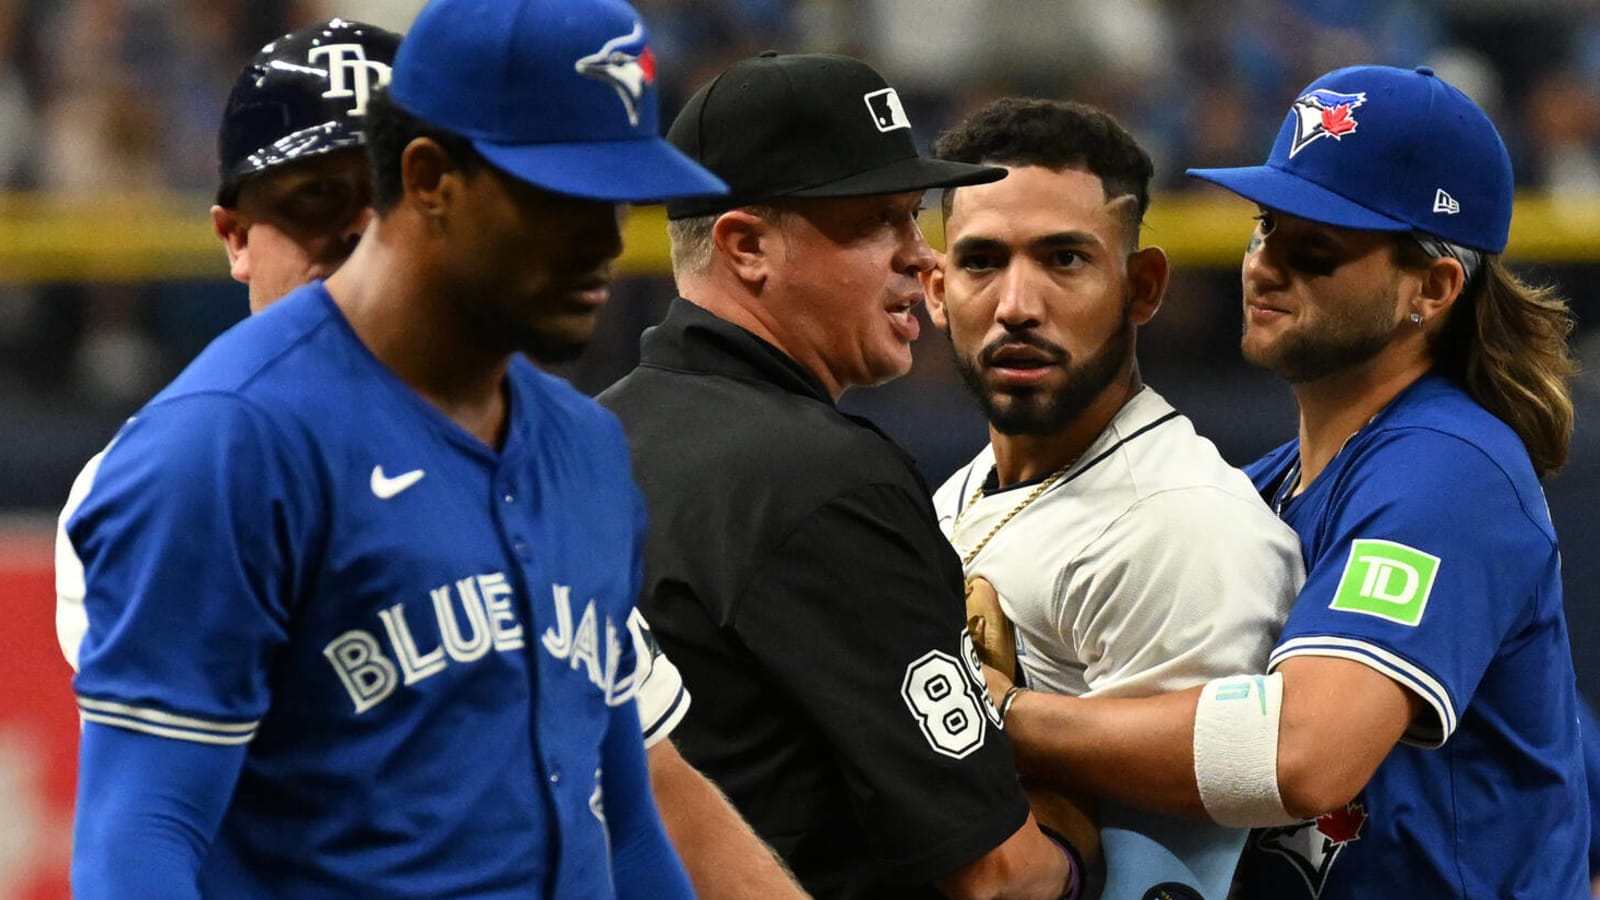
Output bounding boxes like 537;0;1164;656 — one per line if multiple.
4;0;1600;895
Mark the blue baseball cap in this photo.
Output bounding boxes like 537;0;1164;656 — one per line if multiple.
1188;65;1513;253
388;0;728;204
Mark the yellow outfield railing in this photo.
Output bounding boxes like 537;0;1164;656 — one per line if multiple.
2;190;1598;284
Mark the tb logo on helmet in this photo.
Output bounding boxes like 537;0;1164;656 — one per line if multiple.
310;43;394;117
575;22;657;126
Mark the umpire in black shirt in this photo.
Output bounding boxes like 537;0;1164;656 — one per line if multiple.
600;52;1077;900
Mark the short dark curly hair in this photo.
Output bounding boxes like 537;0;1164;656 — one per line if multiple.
932;97;1154;241
364;86;485;214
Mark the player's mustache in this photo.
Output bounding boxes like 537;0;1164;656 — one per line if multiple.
978;332;1067;367
552;260;615;290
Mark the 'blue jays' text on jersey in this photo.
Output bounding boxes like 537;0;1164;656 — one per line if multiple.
67;284;654;897
1237;373;1589;899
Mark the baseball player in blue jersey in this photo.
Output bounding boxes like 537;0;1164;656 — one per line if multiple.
1581;696;1600;895
54;14;806;899
983;65;1588;898
62;0;740;895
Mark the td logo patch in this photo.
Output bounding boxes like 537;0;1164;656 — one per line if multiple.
1329;539;1439;626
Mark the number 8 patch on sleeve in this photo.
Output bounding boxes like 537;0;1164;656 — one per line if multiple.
900;632;996;759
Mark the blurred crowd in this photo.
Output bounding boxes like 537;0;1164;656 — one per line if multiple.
3;0;1599;195
3;0;1600;506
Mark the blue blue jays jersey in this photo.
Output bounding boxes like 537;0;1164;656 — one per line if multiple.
1237;373;1589;899
67;284;657;897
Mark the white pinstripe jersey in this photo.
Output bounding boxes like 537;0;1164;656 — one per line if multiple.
934;386;1306;897
934;387;1304;699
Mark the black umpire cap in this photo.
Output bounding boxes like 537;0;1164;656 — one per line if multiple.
664;51;1005;220
216;18;402;206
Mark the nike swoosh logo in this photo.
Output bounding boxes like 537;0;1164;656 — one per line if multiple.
370;466;425;499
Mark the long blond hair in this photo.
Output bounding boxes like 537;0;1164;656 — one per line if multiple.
1424;252;1576;476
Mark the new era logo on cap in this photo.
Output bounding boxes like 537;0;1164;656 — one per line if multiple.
1433;189;1460;215
864;88;911;133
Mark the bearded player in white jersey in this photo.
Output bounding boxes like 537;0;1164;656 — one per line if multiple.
53;16;801;898
923;97;1305;899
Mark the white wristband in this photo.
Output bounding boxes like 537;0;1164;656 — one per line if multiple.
1192;672;1298;827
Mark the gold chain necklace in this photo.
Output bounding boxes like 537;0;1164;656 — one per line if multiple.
953;465;1071;567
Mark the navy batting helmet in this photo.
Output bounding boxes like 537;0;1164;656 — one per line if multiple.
216;18;402;205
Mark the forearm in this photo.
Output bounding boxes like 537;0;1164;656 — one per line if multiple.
648;741;808;899
1271;656;1416;817
934;812;1075;900
72;723;242;900
611;818;693;900
1004;687;1208;819
604;705;694;900
1007;658;1419;825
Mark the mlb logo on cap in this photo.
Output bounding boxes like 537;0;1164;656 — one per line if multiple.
864;88;911;133
1187;65;1514;253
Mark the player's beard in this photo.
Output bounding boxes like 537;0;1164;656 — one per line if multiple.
466;314;591;366
951;307;1132;437
1242;275;1398;383
519;329;590;365
466;291;599;366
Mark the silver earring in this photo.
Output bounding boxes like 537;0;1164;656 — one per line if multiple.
1409;312;1424;326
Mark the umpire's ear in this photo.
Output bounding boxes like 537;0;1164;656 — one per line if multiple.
212;205;251;286
922;249;950;330
710;208;776;289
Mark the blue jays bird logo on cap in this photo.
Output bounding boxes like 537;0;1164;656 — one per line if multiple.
575;22;656;126
1288;89;1366;158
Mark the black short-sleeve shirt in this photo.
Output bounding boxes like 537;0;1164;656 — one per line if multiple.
599;298;1029;899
